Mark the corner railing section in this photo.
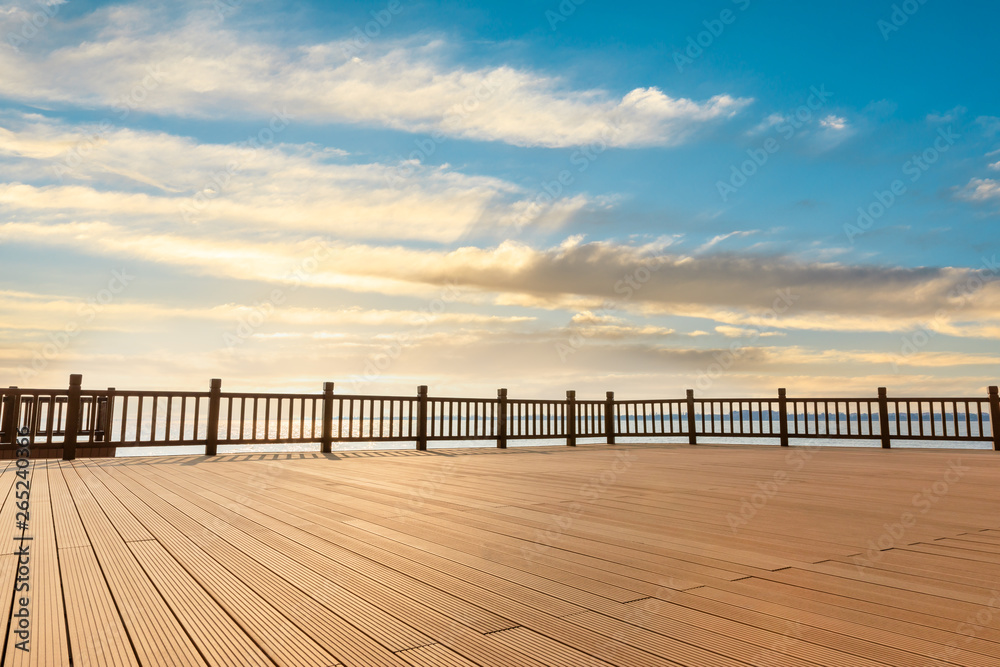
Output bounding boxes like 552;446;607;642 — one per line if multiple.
1;376;997;459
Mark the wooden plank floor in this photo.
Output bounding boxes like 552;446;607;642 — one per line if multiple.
2;442;1000;666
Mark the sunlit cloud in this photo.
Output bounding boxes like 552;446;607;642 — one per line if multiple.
0;115;606;242
6;218;1000;341
714;325;784;338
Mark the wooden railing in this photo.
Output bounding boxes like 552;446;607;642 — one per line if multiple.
2;375;998;459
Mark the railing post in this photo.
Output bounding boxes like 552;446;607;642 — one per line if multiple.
686;389;697;445
416;385;428;450
778;388;789;447
3;386;20;446
206;378;222;456
321;382;334;453
63;374;82;461
988;386;1000;452
497;388;508;449
566;390;577;446
877;386;891;449
605;391;615;445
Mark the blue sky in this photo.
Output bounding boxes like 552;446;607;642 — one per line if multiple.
1;0;998;399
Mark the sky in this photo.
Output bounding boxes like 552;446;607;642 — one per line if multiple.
1;0;999;401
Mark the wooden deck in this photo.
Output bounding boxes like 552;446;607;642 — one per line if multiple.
3;442;1000;666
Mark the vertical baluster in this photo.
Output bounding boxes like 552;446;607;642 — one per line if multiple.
135;395;144;443
225;396;234;441
337;398;344;438
150;395;160;442
43;396;55;446
310;397;317;440
165;395;173;442
192;393;203;441
56;397;64;437
103;388;115;444
263;396;272;441
275;396;283;440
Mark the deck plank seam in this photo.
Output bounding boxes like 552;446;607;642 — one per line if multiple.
393;640;446;652
116;469;370;666
49;466;78;666
72;464;219;667
481;624;522;635
58;465;151;667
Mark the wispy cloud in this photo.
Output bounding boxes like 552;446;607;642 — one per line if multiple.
695;230;758;253
956;177;1000;203
715;325;784;338
0;6;750;149
0;115;607;242
747;113;785;135
926;106;966;124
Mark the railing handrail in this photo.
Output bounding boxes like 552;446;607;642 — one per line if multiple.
2;376;997;459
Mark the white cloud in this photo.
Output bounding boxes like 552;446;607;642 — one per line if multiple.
0;6;750;149
818;114;848;131
0;115;603;242
956;177;1000;203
